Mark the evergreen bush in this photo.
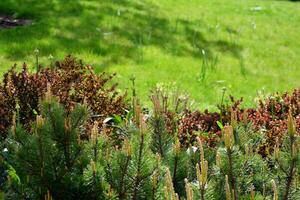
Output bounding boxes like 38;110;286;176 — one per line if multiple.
0;57;299;199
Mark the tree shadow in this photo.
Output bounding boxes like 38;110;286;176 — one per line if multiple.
0;0;243;69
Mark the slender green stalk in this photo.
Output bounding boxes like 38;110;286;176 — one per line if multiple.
132;132;145;200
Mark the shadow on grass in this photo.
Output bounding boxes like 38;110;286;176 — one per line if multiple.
0;0;243;69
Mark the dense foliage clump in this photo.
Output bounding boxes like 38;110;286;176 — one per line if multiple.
0;56;127;137
177;90;300;153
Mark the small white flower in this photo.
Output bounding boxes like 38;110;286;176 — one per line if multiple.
103;32;113;36
251;22;256;30
192;181;208;189
143;114;150;121
187;146;198;154
250;6;263;12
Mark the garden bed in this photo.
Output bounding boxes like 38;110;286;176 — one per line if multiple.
0;15;32;29
0;56;299;199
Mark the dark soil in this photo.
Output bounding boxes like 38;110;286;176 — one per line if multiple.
0;15;32;29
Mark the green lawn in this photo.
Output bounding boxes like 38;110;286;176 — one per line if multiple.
0;0;299;110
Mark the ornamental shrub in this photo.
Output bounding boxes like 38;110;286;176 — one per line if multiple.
0;55;127;137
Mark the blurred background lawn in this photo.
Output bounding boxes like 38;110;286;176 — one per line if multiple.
0;0;299;110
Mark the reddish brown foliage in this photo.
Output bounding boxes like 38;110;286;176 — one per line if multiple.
246;89;300;155
177;90;300;151
247;90;300;136
0;55;127;137
178;110;223;147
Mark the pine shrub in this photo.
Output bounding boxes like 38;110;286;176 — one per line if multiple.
0;56;299;199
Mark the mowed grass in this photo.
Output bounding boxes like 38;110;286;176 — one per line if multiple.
0;0;299;110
